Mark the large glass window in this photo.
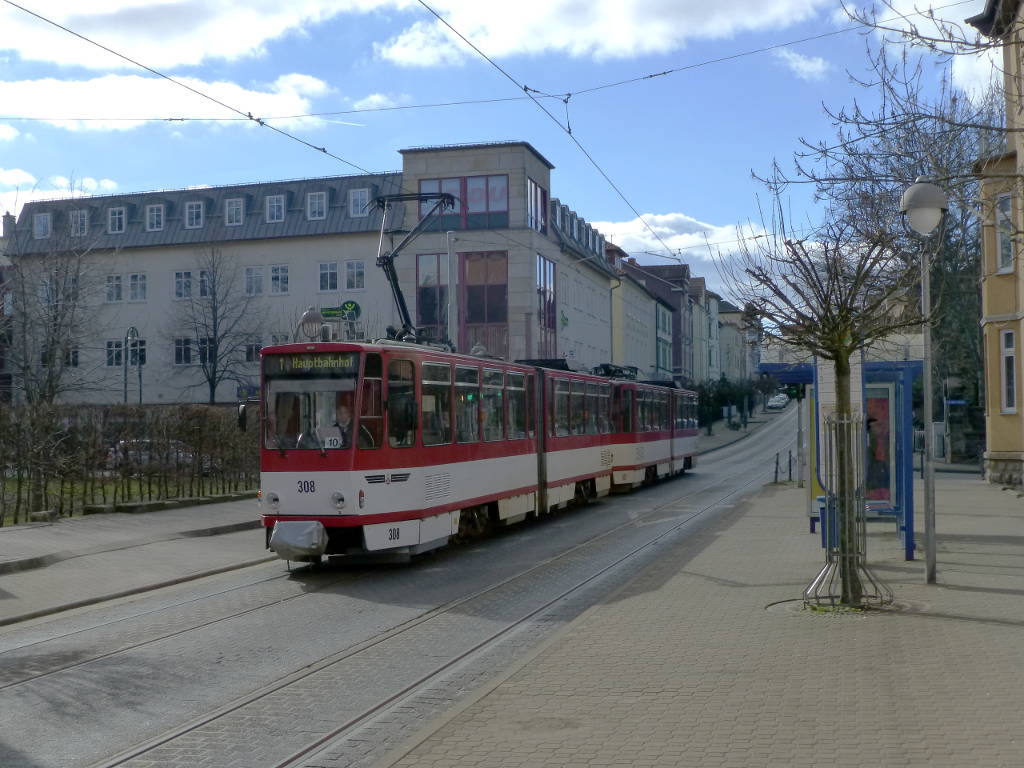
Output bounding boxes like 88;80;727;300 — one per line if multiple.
387;359;416;448
482;369;504;441
455;365;480;443
463;251;508;358
419;175;508;229
1002;329;1016;413
997;194;1014;272
536;254;556;358
422;362;452;446
527;177;547;233
417;253;449;343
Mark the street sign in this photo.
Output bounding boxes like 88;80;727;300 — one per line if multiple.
322;301;362;320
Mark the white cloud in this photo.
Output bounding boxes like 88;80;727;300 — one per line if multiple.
1;1;831;71
0;168;37;187
375;0;832;66
352;92;406;111
592;212;767;292
773;48;829;81
0;73;332;132
0;124;19;141
0;172;118;217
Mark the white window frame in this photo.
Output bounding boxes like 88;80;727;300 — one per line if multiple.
174;270;192;300
997;194;1014;273
105;340;124;367
108;207;126;234
128;272;147;302
105;274;123;303
1001;329;1017;413
345;260;365;290
307;191;327;221
184;201;204;229
174;337;192;366
224;197;244;226
70;209;88;237
145;204;164;232
349;188;369;217
32;213;52;240
265;194;285;223
319;262;338;292
245;266;264;296
270;264;289;295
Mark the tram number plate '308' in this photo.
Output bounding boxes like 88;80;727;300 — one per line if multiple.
364;519;420;550
296;480;315;493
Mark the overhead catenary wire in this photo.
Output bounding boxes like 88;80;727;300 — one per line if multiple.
1;0;376;175
414;0;683;263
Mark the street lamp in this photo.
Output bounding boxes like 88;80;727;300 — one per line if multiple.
297;306;324;341
123;325;139;404
900;177;948;585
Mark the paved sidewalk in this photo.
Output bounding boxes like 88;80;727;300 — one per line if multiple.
379;473;1024;768
0;497;268;625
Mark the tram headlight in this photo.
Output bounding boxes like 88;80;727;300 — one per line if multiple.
331;491;346;510
267;491;280;511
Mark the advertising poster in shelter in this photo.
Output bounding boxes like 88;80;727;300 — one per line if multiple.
866;385;895;502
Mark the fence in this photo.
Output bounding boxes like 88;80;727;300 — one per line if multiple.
803;412;893;608
0;403;259;527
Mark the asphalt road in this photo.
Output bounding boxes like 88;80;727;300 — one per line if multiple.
0;409;797;768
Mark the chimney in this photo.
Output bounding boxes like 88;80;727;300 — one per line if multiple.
1;213;14;239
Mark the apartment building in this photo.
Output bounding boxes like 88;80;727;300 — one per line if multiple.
4;141;621;404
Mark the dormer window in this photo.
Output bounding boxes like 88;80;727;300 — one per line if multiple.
307;191;327;220
225;197;244;226
146;204;164;232
32;212;51;239
108;207;126;234
70;209;88;236
265;194;285;223
185;201;204;229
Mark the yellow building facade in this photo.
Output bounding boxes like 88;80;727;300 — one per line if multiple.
970;0;1024;484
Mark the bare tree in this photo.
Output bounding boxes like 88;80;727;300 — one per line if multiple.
720;208;923;605
3;232;105;404
759;44;999;429
168;246;263;404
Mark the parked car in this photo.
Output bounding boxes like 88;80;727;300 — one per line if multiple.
106;439;206;473
766;394;789;410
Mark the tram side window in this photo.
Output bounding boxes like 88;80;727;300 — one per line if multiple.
507;372;527;439
674;395;685;430
526;373;536;438
387;359;416;448
570;381;586;435
553;379;570;436
421;363;452;446
599;383;612;433
585;384;599;434
690;395;698;428
621;389;634;433
360;378;382;449
455;365;480;443
482;369;504;441
660;393;670;430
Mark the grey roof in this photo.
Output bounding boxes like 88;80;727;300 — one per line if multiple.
966;0;1018;36
9;173;405;256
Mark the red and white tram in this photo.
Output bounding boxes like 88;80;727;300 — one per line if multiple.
249;341;699;561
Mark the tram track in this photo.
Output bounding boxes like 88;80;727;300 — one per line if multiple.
88;414;796;768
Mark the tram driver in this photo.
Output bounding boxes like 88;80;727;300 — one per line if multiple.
333;396;353;448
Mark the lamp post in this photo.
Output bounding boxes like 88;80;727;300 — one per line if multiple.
900;177;948;585
123;326;138;404
297;306;324;341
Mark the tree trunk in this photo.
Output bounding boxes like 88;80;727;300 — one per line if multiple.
834;353;864;605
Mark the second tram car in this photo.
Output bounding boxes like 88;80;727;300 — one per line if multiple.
249;341;698;561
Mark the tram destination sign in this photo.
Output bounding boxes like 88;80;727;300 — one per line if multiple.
265;352;359;377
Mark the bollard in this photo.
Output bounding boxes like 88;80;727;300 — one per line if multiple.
774;452;779;484
788;450;793;482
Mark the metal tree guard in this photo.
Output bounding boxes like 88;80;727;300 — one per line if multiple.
804;412;893;608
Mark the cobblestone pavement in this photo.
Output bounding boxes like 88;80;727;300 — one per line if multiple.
374;474;1024;768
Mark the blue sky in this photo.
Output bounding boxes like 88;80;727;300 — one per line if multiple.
0;0;990;282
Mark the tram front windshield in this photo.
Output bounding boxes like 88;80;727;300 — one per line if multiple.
264;352;360;451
